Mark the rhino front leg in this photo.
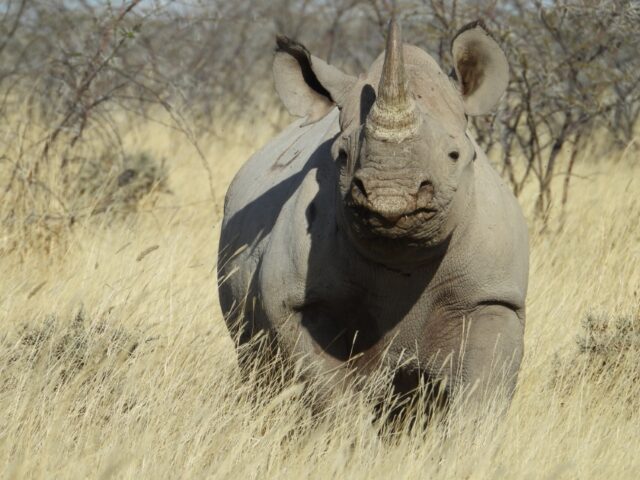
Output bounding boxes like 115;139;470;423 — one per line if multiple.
425;304;525;411
250;306;354;404
458;304;525;407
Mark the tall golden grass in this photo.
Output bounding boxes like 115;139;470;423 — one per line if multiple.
0;113;638;478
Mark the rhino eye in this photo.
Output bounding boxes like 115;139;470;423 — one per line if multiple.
448;150;460;161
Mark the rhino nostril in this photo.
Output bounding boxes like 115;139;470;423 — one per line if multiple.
418;180;433;193
352;177;368;199
417;180;434;205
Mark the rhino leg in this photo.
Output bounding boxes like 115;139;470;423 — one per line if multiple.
422;304;524;411
278;307;353;389
458;304;525;406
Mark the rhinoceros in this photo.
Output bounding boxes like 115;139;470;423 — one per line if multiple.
218;19;528;409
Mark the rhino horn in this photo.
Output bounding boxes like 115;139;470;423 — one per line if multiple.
365;18;420;142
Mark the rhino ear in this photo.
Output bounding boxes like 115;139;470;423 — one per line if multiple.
274;36;355;125
451;21;509;116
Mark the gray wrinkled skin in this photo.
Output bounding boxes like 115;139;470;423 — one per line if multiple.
218;21;529;408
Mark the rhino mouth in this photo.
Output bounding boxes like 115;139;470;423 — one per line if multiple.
347;203;440;238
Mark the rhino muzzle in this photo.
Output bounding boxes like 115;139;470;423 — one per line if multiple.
348;170;436;229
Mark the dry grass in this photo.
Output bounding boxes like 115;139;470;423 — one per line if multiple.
0;114;638;478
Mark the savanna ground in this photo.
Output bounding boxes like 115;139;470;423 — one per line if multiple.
0;104;638;478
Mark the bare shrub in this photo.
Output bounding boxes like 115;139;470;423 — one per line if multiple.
3;308;143;394
576;311;640;377
65;151;170;218
0;1;193;251
552;309;640;399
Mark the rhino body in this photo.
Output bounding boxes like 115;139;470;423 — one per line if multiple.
218;20;529;406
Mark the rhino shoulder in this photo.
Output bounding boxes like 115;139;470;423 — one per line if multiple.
454;154;529;309
257;162;341;320
223;111;339;220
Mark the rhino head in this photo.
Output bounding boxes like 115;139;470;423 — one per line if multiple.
274;19;508;266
